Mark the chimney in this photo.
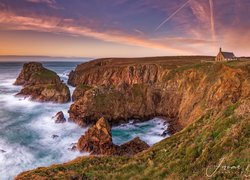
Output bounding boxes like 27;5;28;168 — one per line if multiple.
220;47;222;52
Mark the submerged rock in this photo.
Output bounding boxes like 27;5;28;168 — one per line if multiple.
161;130;168;137
14;62;70;103
52;135;59;139
77;117;149;156
53;111;66;123
0;149;6;153
68;143;77;151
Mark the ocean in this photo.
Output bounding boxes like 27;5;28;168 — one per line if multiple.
0;60;168;180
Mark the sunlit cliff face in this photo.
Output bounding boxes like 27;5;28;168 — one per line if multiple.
0;0;249;58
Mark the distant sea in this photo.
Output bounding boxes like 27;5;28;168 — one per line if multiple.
0;57;168;180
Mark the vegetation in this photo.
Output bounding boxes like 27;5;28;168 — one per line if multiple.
16;104;250;179
94;91;122;109
78;84;92;91
32;69;58;81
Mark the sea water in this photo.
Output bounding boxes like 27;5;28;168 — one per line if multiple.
0;60;168;180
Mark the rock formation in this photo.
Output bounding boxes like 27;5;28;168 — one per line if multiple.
0;149;6;153
15;62;70;103
77;117;115;155
53;111;66;123
77;117;149;156
52;135;59;139
68;59;250;131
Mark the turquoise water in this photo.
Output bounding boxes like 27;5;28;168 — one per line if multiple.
0;60;168;180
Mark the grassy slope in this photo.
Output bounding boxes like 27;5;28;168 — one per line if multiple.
16;59;250;179
17;106;249;179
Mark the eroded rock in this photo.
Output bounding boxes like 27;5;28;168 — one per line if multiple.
77;117;117;155
15;62;70;103
68;60;250;131
53;111;66;123
77;117;149;156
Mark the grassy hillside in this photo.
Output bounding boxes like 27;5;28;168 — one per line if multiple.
16;58;250;179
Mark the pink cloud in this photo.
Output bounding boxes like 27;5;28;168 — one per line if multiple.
25;0;62;9
0;11;191;55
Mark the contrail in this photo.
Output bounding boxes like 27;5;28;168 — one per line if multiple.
155;0;191;31
209;0;216;41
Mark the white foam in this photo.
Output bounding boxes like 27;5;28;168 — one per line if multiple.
0;139;35;180
26;104;88;159
112;117;169;146
0;79;16;87
0;94;40;110
58;72;69;79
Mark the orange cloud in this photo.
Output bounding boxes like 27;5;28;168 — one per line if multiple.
0;11;192;55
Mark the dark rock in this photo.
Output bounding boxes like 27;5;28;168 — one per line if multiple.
68;143;77;151
0;149;6;153
52;135;59;139
68;145;77;151
161;130;168;137
53;111;66;123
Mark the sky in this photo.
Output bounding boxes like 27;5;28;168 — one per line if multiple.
0;0;249;58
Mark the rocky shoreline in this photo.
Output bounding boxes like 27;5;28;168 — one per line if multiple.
14;57;250;179
14;58;250;142
14;61;168;157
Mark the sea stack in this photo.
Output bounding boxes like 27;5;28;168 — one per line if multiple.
14;62;70;103
77;117;149;156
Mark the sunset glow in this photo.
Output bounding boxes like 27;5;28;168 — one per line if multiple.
0;0;249;58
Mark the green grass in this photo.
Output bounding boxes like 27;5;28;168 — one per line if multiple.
32;69;58;80
78;84;92;90
94;90;122;108
163;62;216;81
16;104;250;179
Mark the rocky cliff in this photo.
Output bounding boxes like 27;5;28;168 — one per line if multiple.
68;56;211;87
16;57;250;179
15;62;70;103
68;58;250;131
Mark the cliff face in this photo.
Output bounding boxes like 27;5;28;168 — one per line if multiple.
15;62;70;103
68;62;162;88
68;60;250;129
68;56;212;87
